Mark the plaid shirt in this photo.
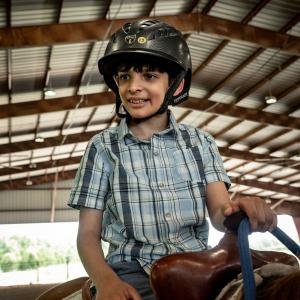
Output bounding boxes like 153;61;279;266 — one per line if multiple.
68;112;231;274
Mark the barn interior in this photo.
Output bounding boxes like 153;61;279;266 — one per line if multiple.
0;0;300;299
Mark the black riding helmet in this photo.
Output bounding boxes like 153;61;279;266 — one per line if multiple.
98;19;192;119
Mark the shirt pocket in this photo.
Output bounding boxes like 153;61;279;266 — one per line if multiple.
167;147;205;183
172;179;206;227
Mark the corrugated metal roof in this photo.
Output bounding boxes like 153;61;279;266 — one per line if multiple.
249;0;300;31
209;0;261;22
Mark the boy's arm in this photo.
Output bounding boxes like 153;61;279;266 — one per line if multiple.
77;207;141;300
205;181;277;232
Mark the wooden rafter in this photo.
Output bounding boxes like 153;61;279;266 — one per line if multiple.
213;120;241;139
226;124;266;147
247;128;290;150
1;129;299;172
1;13;300;56
2;93;299;131
181;97;300;130
231;177;299;197
233;56;298;105
192;39;229;78
279;12;300;34
203;47;265;101
241;0;271;24
201;0;218;15
1;168;299;197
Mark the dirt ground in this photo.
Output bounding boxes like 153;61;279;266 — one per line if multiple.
0;283;57;300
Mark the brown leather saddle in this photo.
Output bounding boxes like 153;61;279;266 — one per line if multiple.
150;230;298;300
35;230;298;300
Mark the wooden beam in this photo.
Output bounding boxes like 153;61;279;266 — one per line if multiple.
248;128;290;150
1;127;299;172
234;56;299;104
279;12;300;34
2;93;299;131
192;39;229;77
226;124;266;147
180;97;300;130
0;91;115;118
231;177;300;197
203;47;265;101
1;168;299;197
1;13;300;56
201;0;218;15
0;156;82;176
241;0;271;24
0;169;77;190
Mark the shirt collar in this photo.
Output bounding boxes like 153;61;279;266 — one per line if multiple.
117;110;180;143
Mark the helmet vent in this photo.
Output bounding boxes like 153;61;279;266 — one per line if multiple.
140;19;160;28
122;22;132;34
136;19;160;33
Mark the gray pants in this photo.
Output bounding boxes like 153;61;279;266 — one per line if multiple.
92;261;156;300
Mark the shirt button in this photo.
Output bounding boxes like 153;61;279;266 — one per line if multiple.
159;182;165;188
165;212;171;219
153;151;159;156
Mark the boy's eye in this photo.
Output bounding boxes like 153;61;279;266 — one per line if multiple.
144;73;157;80
118;74;129;81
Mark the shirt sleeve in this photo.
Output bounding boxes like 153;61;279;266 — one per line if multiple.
202;133;231;189
68;138;111;210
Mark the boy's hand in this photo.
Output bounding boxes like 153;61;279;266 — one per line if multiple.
222;196;277;232
96;277;142;300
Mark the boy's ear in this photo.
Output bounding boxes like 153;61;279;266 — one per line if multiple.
173;79;185;96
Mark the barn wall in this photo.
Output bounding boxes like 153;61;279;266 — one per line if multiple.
0;179;78;224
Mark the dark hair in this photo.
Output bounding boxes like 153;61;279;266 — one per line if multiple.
113;56;181;84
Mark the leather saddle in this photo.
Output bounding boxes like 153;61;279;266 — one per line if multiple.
36;232;298;300
150;230;298;300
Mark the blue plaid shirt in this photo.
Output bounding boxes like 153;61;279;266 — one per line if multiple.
68;112;231;274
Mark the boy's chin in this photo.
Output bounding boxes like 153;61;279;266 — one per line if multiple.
128;109;156;120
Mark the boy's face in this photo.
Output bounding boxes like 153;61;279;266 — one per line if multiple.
115;66;169;120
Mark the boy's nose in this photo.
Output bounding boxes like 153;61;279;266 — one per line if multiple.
127;75;142;93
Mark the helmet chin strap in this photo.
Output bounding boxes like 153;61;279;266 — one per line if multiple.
116;70;186;123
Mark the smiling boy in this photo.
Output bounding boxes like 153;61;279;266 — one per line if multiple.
68;19;276;300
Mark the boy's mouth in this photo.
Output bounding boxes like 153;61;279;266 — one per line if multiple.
128;99;148;104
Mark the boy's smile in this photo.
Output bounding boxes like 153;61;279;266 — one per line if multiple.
116;67;169;119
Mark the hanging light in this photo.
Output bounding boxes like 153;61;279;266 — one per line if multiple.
44;67;56;97
44;86;56;97
26;178;33;186
35;136;44;143
265;78;277;104
265;95;277;104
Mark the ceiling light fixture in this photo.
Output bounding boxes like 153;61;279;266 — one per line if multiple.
265;95;277;104
44;86;56;97
265;77;277;105
26;178;33;186
35;136;44;143
44;67;56;97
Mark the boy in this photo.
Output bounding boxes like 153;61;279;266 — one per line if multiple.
68;19;276;300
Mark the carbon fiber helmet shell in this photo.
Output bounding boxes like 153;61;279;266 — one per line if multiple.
98;19;192;117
